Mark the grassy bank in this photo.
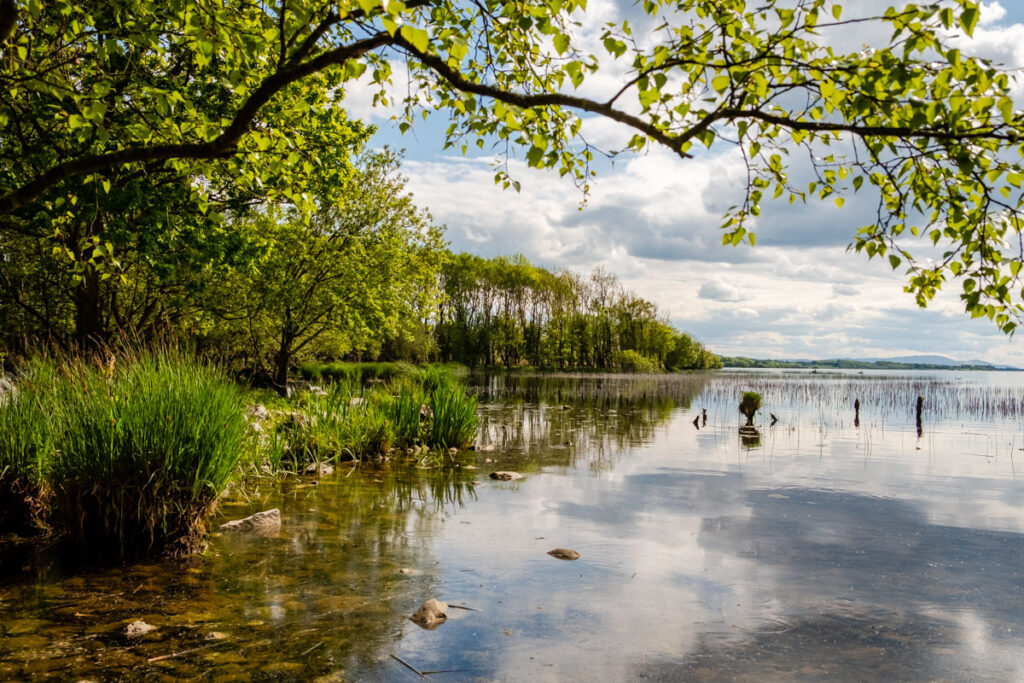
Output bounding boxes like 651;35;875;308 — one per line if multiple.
0;354;480;561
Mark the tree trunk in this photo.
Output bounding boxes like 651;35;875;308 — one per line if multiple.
74;268;104;348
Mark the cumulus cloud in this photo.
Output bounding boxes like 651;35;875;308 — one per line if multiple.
833;284;859;297
698;278;743;303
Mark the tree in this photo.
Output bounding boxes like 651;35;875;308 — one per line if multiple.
2;1;1023;331
205;150;446;391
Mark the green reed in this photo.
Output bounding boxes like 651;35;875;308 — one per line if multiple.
0;358;60;535
429;383;479;449
47;352;250;560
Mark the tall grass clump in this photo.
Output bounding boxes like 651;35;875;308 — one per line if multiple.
49;353;250;560
383;380;427;448
286;383;393;462
0;360;59;535
428;384;478;449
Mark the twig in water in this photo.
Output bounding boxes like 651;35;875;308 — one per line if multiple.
390;653;427;678
300;641;324;657
147;640;229;663
446;604;478;612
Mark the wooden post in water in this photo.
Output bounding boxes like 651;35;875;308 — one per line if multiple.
915;395;924;437
854;399;860;428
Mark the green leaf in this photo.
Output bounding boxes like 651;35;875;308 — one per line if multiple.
711;75;730;93
400;25;430;53
553;33;570;55
959;7;979;35
999;97;1015;124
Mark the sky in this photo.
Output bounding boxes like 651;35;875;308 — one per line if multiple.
345;1;1024;365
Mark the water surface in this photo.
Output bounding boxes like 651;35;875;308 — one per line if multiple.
2;370;1023;681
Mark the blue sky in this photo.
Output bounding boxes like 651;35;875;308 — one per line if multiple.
347;1;1024;364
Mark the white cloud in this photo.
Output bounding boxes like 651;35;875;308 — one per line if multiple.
698;278;743;302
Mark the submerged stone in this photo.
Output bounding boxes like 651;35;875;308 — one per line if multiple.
219;509;281;535
410;599;448;628
305;462;334;476
547;548;581;561
125;620;155;638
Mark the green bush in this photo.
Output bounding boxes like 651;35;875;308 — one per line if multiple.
739;391;763;426
613;350;661;374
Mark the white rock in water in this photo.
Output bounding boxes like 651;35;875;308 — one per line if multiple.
125;620;155;637
410;598;448;628
489;471;522;481
305;462;334;476
219;509;281;535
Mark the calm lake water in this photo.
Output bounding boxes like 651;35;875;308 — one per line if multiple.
2;369;1024;681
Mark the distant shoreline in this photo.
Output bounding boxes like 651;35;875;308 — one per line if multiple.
719;357;1021;372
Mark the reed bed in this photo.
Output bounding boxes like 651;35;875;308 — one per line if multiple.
275;375;479;468
0;353;249;560
701;371;1024;424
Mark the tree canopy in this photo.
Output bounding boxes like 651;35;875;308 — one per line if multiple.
1;0;1023;331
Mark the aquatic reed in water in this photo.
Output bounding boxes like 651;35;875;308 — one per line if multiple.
429;384;479;449
46;353;250;560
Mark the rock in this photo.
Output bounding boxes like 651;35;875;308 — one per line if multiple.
448;447;458;455
245;404;269;421
410;599;448;628
489;471;522;481
305;462;334;476
397;568;420;576
219;509;281;535
547;548;581;561
349;397;364;406
125;620;155;638
281;412;309;431
309;385;327;396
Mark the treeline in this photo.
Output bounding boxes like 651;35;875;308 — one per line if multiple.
435;253;720;371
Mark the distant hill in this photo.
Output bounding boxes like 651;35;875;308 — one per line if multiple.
720;356;1020;371
861;354;996;367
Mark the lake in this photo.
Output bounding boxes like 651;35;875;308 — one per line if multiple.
2;369;1023;681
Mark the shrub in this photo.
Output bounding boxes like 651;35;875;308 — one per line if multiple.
739;391;762;426
613;350;661;374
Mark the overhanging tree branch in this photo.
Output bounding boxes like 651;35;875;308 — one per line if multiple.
0;32;392;215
